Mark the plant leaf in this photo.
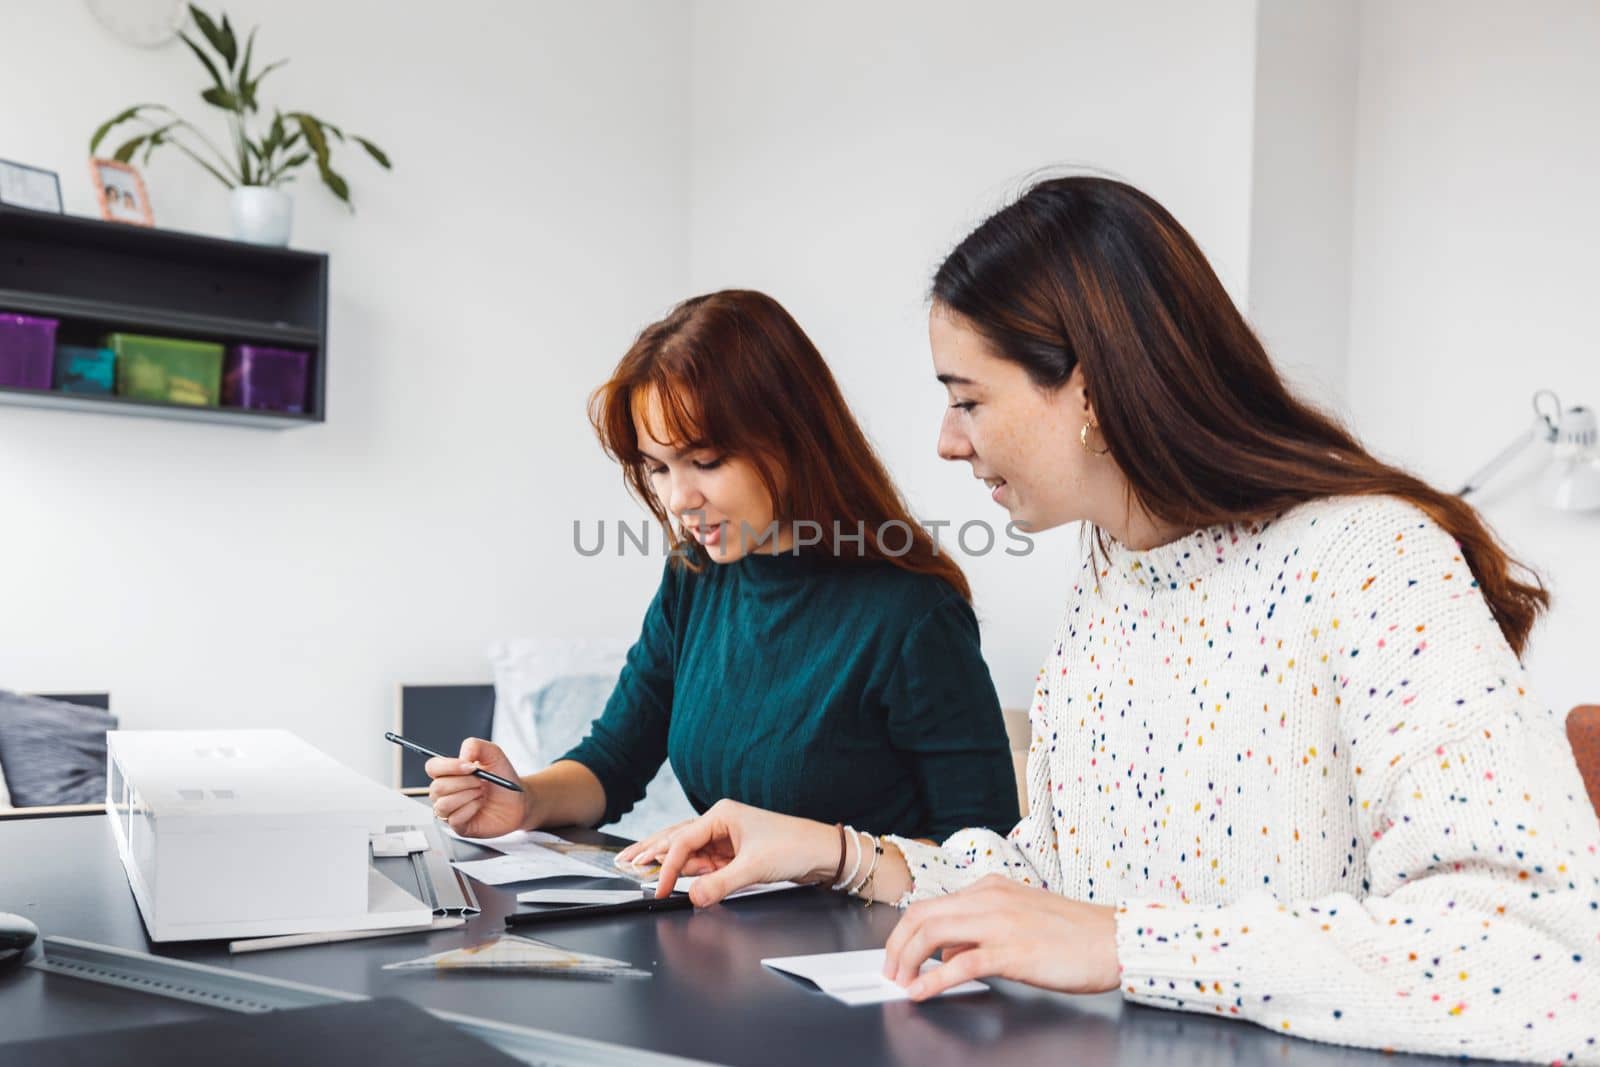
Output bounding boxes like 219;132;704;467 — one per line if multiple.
322;167;351;206
303;113;345;141
269;111;285;148
279;151;311;170
178;32;226;92
290;112;330;168
188;6;233;66
289;112;354;209
238;26;256;90
201;86;240;112
112;134;148;164
217;13;239;68
353;137;391;169
89;104;151;153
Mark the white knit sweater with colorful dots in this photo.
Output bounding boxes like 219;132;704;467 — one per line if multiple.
888;495;1600;1064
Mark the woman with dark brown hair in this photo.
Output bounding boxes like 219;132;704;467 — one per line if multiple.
632;178;1600;1064
426;290;1019;845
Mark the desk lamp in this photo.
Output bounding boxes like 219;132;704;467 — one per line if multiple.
1457;390;1600;511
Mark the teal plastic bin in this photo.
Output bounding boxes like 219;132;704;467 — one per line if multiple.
54;345;116;394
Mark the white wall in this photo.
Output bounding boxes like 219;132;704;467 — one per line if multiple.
1248;0;1358;406
0;1;690;779
1346;0;1600;715
15;0;1586;779
687;0;1262;707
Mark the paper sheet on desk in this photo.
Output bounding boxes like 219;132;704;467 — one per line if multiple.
762;949;988;1006
451;850;602;885
643;875;802;900
447;828;650;884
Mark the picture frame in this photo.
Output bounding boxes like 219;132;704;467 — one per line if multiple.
88;157;154;227
0;158;64;213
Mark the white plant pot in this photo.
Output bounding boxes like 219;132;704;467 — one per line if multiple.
230;186;294;246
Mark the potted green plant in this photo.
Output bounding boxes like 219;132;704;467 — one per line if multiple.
89;4;391;246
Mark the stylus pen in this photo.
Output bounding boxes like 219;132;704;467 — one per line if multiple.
384;731;525;793
503;893;695;929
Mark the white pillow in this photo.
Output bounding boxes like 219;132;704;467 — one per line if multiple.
487;639;696;840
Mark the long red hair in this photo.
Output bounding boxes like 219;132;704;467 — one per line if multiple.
933;176;1548;654
591;290;972;601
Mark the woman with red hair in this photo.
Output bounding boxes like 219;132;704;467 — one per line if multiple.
427;290;1019;845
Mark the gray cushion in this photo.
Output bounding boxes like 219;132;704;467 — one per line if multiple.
0;690;116;806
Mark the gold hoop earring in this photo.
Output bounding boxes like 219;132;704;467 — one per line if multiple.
1080;422;1110;456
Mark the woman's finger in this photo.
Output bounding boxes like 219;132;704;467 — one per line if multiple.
684;851;771;908
619;837;671;868
432;786;482;819
458;737;498;764
618;819;693;865
882;899;938;977
654;818;721;898
616;838;654;864
424;755;475;780
427;774;482;801
888;912;967;986
685;855;760;908
937;942;978;964
446;797;483;833
905;946;997;1000
884;900;992;985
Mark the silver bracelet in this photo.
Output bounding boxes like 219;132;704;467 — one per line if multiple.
848;832;881;898
831;824;863;891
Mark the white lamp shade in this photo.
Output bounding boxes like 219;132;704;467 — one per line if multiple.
1541;455;1600;511
1540;405;1600;511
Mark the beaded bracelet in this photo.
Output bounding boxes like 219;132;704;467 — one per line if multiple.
849;832;883;907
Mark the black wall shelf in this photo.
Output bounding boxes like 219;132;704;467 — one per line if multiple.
0;205;329;429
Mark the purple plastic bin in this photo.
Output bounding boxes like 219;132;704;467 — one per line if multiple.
0;312;60;390
223;344;310;413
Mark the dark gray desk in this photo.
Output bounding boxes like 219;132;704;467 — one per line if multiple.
0;813;1463;1066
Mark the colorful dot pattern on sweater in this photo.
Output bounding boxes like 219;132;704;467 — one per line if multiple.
886;496;1600;1064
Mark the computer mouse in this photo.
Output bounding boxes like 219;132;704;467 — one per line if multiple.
0;912;41;971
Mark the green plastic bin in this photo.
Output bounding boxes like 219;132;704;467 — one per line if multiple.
107;333;224;407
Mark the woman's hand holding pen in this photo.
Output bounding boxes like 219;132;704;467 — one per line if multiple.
425;737;532;838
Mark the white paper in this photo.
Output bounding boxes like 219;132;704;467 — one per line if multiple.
517;888;644;906
761;949;988;1006
371;830;429;857
643;875;802;900
452;849;603;885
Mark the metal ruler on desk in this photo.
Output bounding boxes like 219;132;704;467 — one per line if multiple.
30;936;718;1067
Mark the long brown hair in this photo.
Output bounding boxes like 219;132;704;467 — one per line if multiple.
932;176;1548;654
591;289;972;601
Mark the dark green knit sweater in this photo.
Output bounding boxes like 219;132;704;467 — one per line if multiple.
562;551;1019;841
